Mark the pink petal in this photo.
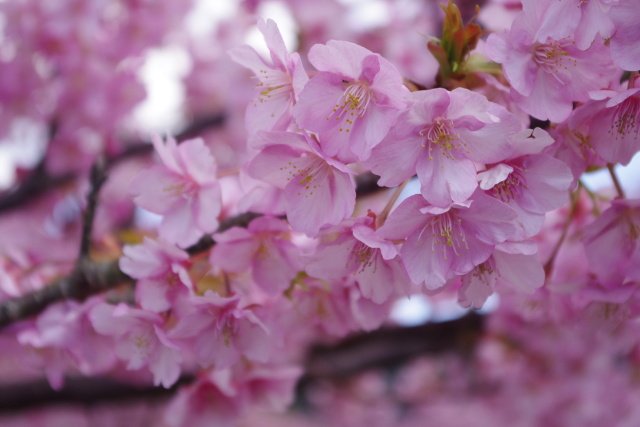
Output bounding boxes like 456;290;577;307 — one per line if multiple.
417;155;478;207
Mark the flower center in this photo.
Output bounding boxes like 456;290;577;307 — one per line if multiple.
424;213;469;260
346;240;376;274
419;118;466;161
489;165;528;203
532;39;576;84
254;68;292;104
622;210;640;250
326;81;374;133
610;96;640;141
164;179;198;200
280;155;327;199
469;257;497;287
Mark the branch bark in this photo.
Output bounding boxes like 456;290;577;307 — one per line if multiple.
0;314;483;413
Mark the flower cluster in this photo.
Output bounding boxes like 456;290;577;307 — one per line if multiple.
1;1;640;426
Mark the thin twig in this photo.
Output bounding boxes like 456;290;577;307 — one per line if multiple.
544;187;581;277
78;157;108;261
607;163;625;199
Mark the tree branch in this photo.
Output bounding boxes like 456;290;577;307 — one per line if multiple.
0;375;194;413
0;314;483;413
0;210;263;328
304;312;483;378
78;157;108;260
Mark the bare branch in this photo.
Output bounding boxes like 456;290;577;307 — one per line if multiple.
304;312;484;378
78;157;108;260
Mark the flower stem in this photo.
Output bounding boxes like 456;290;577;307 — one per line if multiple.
376;179;410;229
544;187;580;278
607;163;625;199
629;71;638;89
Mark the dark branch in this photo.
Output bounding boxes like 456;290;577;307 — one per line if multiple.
0;260;132;328
78;157;108;260
0;314;483;413
0;375;194;413
0;210;263;328
304;312;484;378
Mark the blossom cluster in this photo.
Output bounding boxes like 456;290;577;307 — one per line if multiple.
1;0;640;425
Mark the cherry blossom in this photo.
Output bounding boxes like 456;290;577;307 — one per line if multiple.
305;217;411;304
583;199;640;287
228;18;308;139
584;86;640;166
128;135;222;248
366;88;521;207
168;292;271;369
210;216;302;295
89;303;182;388
609;0;640;71
485;0;618;122
293;40;408;163
3;1;640;425
478;128;574;239
246;131;356;236
378;192;518;290
119;237;192;312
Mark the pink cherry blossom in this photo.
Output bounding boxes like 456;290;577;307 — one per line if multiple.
293;40;408;162
210;216;302;295
164;370;242;427
128;135;222;248
246;131;356;236
478;128;574;239
583;199;640;287
458;240;545;309
164;364;301;427
365;88;521;207
545;103;608;183
16;298;117;390
168;292;270;369
531;0;616;50
609;0;640;71
119;237;192;312
485;0;618;122
89;302;182;388
306;217;411;304
283;276;362;337
583;86;640;166
228;18;308;138
378;192;518;290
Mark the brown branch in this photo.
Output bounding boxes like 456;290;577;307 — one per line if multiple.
78;157;108;260
304;312;484;378
0;314;483;413
0;375;194;413
0;260;132;328
0;210;263;328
